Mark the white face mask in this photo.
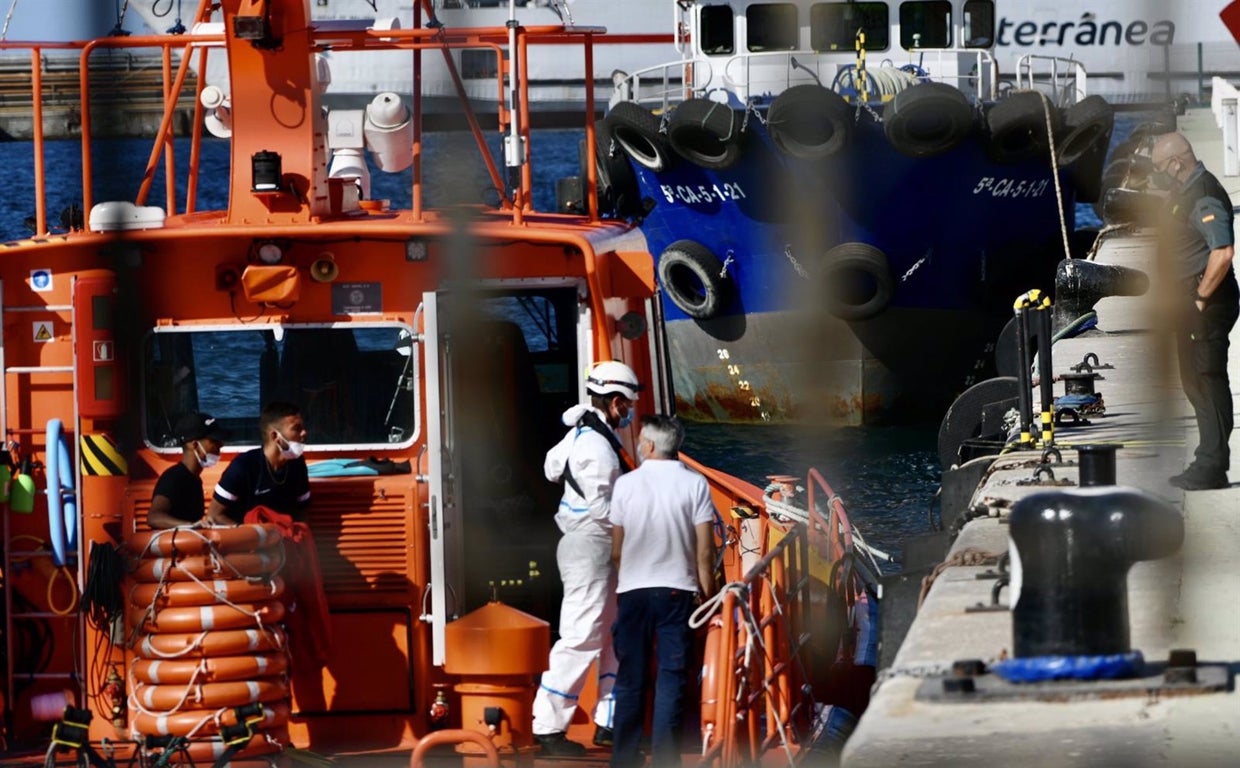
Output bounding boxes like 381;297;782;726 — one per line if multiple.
195;443;220;468
277;434;305;460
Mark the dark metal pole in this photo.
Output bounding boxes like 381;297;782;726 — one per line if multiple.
1014;296;1035;447
1035;291;1054;446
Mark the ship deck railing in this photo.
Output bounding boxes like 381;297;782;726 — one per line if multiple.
1016;54;1090;107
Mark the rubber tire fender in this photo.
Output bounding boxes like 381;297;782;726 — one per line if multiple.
986;91;1061;164
580;119;641;217
820;243;894;322
882;82;975;158
767;84;853;160
605;101;675;172
658;240;731;320
937;376;1021;470
1057;95;1114;166
668;98;742;169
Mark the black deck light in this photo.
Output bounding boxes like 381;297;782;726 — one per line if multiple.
251;151;283;193
1009;488;1183;659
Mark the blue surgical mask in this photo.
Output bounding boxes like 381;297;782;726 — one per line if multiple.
618;407;634;429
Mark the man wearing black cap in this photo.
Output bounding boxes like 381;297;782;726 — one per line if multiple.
147;412;228;529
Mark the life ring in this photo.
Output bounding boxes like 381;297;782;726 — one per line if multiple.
45;418;77;567
134;678;291;711
700;617;722;734
135;627;288;660
605;101;675;171
986;91;1060;164
128;577;285;609
128;549;285;583
820;243;893;321
130;701;290;738
658;240;731;320
141;732;281;763
767;84;852;160
129;524;283;558
131;653;290;685
582;119;641;218
882;82;974;158
1056;95;1114;166
130;600;286;634
667;98;742;170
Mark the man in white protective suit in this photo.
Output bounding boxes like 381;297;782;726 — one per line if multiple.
532;360;641;756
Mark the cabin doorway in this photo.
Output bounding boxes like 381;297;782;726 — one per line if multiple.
424;284;587;664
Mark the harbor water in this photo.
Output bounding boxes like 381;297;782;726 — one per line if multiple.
0;112;1155;571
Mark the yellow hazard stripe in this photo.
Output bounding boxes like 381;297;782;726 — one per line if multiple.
80;434;127;476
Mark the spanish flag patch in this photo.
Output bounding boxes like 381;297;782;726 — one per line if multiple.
1202;214;1216;223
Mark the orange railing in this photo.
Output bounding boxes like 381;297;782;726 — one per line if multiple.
0;1;671;237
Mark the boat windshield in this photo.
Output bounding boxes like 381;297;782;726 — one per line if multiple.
812;2;891;52
142;325;416;450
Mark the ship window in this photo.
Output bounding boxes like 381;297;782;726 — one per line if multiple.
699;6;735;55
899;1;952;49
962;1;995;48
142;324;417;450
810;3;889;52
461;49;499;81
747;4;799;52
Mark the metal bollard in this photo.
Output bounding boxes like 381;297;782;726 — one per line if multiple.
1009;487;1183;657
1033;291;1054;446
1076;443;1120;487
1012;292;1036;447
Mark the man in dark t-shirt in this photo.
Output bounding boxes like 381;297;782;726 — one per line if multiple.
207;401;311;525
147;412;228;529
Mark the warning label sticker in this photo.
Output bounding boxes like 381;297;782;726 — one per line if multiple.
33;321;54;342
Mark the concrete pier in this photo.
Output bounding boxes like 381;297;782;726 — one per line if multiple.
843;105;1240;766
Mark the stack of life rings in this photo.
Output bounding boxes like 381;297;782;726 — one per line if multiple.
125;525;291;765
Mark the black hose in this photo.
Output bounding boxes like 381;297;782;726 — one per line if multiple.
82;541;126;631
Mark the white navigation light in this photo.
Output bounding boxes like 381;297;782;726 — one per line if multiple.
88;202;166;232
257;242;284;264
363;93;414;173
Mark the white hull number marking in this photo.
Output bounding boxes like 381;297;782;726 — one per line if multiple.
972;177;1051;198
661;182;747;205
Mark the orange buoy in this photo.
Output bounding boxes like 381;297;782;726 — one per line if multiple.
144;733;282;762
135;628;287;660
128;525;283;557
128;577;285;608
128;549;285;583
131;653;290;685
700;617;722;733
130;701;290;737
133;678;290;710
130;600;286;634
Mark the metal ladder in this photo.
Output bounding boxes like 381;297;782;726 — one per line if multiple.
0;277;83;717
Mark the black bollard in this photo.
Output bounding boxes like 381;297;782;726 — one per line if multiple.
1013;298;1035;446
1009;487;1183;658
1053;258;1150;333
1034;293;1054;445
1076;443;1120;486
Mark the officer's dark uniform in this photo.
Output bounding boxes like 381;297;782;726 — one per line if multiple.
1166;162;1238;481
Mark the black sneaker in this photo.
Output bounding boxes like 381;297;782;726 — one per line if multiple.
1170;468;1229;491
534;732;587;757
592;726;613;747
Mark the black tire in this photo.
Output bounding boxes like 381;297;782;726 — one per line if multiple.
882;82;975;158
658;240;731;320
1091;156;1149;220
667;98;742;170
605;101;675;172
580;120;641;217
937;377;1020;470
1057;95;1114;166
767;84;853;160
986;91;1061;164
820;243;893;322
1070;137;1108;203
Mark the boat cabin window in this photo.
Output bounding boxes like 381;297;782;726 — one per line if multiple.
810;2;890;52
699;5;735;55
899;1;952;49
962;0;995;48
143;325;416;450
746;4;799;52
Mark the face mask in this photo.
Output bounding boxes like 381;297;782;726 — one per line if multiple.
617;406;634;429
1149;169;1175;190
194;443;220;468
277;434;306;460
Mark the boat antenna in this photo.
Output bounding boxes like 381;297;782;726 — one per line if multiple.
505;0;528;196
0;0;17;41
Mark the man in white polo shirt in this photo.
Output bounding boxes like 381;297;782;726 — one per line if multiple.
608;414;715;768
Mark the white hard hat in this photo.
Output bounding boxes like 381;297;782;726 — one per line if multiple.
586;360;641;400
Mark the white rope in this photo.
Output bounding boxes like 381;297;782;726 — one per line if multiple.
1039;91;1072;261
1;0;18;41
